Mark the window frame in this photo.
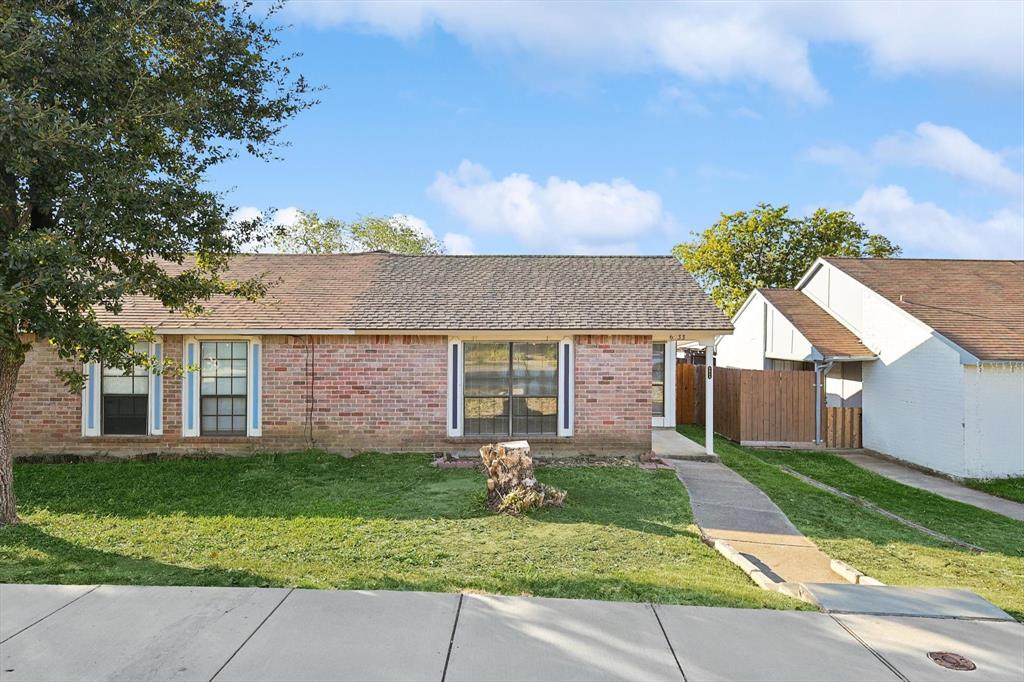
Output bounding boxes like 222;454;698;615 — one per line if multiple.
462;340;559;438
99;341;151;436
652;342;666;418
652;340;677;428
182;335;262;439
198;339;250;437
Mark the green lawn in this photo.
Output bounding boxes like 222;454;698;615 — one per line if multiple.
964;477;1024;504
0;452;797;610
679;426;1024;620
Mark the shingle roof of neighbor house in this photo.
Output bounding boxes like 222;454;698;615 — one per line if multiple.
823;258;1024;361
758;288;875;359
98;254;732;332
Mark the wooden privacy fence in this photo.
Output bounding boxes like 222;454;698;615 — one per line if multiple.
825;407;862;448
676;365;861;448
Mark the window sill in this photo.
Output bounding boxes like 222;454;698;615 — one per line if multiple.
447;435;568;444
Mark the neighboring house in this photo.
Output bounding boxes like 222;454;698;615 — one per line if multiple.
12;254;731;458
716;258;1024;478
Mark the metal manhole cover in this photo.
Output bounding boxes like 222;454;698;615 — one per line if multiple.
928;651;977;671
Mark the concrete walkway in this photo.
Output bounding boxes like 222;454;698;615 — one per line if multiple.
2;584;1022;681
671;458;846;585
652;427;717;461
838;451;1024;522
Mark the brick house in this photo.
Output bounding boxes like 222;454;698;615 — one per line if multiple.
12;254;730;458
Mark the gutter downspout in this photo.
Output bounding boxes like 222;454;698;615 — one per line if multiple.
814;359;835;444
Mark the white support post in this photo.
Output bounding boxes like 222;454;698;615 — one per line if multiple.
705;348;714;456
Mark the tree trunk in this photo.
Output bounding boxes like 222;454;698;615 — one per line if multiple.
0;348;22;526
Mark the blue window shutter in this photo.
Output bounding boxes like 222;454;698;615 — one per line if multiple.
247;339;262;437
81;362;101;437
447;338;462;437
182;338;199;437
149;339;163;435
557;338;574;437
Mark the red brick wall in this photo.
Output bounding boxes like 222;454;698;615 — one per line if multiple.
573;335;652;452
259;335;448;452
11;333;653;458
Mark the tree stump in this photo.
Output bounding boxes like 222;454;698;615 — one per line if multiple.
479;440;566;515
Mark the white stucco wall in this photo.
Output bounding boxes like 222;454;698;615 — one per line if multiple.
803;260;987;476
766;304;816;362
717;291;818;369
716;293;768;369
963;364;1024;478
825;362;862;408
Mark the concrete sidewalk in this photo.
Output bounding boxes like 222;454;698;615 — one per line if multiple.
2;584;1022;681
671;458;846;585
838;451;1024;522
652;427;717;462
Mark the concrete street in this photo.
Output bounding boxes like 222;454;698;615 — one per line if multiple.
2;584;1021;682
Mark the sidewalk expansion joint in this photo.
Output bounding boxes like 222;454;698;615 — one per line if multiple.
829;614;909;682
0;584;101;645
650;604;688;682
440;593;464;682
208;587;294;682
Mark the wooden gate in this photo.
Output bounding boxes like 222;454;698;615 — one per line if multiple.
825;407;862;448
675;363;704;425
676;365;829;447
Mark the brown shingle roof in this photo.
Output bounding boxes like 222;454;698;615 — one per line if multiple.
758;288;875;359
97;254;731;332
824;258;1024;361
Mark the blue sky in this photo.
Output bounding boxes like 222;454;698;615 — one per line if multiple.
217;2;1024;258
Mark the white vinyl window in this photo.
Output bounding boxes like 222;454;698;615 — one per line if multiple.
101;341;150;435
182;336;262;438
200;341;249;436
652;340;676;428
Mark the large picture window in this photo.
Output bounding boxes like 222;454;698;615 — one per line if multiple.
464;342;558;436
101;341;149;435
200;341;248;436
652;342;666;417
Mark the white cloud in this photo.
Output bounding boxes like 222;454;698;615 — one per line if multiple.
803;144;877;179
272;206;302;227
391;213;435;239
428;160;666;253
806;123;1023;196
874;123;1023;195
285;2;1022;103
229;206;263;223
442;232;475;255
392;213;475;254
649;85;709;116
729;107;763;121
851;185;1024;259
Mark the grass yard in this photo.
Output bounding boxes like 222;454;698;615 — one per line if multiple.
679;425;1024;620
964;477;1024;504
0;452;797;610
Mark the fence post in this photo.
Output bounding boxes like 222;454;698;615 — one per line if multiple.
705;359;714;456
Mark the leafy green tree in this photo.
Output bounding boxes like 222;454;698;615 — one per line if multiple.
0;1;314;524
673;203;900;316
272;212;446;254
271;210;348;254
